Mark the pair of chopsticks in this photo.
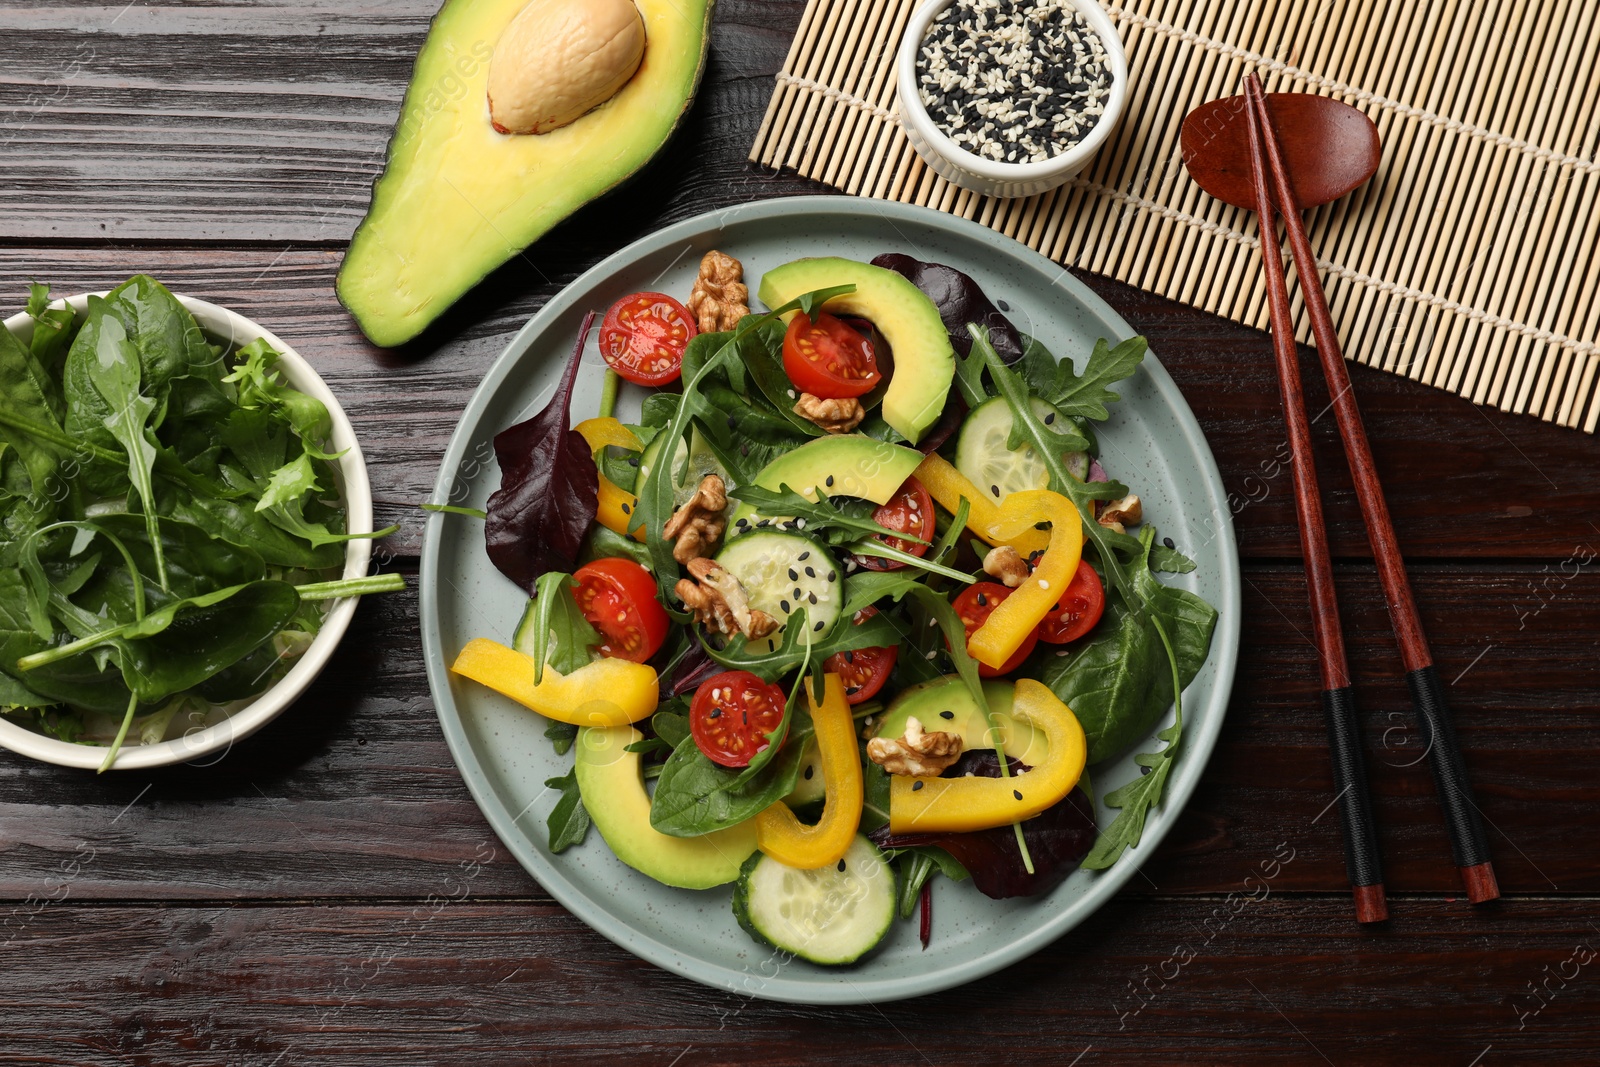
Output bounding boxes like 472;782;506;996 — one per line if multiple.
1239;74;1498;922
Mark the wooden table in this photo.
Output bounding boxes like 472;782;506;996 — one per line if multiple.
3;3;1597;1063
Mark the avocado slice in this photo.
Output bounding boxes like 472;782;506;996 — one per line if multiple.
726;433;923;531
336;0;715;347
757;257;955;443
574;724;758;889
871;676;1050;767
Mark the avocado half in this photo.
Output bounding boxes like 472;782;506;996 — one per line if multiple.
337;0;716;347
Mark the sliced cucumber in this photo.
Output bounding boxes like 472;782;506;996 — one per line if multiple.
782;735;825;807
731;835;895;965
954;394;1089;503
714;531;842;652
637;422;733;508
511;598;539;657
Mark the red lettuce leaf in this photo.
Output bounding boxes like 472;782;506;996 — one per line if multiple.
484;312;599;592
870;253;1024;362
870;752;1097;898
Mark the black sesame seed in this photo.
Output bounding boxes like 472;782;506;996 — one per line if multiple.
912;780;925;791
788;568;799;581
628;456;639;467
709;708;722;719
837;859;847;872
846;685;860;695
780;599;791;613
997;299;1011;312
826;475;835;487
845;650;855;663
1013;789;1023;800
940;710;955;720
1044;412;1055;425
991;484;1000;498
827;570;836;582
804;765;814;779
805;566;815;578
976;592;988;607
758;518;770;527
814;621;825;632
1164;537;1176;549
736;518;749;528
798;551;810;561
620;502;630;514
808;592;818;605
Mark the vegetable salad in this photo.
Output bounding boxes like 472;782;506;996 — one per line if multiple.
448;252;1217;965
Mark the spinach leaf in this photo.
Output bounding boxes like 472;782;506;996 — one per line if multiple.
578;523;651;569
64;300;169;589
648;705;812;838
170;496;344;570
1037;527;1217;764
484;312;600;593
543;767;591;853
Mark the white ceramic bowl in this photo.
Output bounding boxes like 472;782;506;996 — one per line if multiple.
0;293;375;770
897;0;1128;199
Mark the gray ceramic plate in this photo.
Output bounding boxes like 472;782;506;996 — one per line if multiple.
420;196;1240;1005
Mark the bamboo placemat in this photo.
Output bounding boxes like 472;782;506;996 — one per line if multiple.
750;0;1600;432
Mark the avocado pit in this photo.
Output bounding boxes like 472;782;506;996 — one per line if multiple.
488;0;646;135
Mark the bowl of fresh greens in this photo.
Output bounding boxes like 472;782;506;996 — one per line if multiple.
0;277;400;771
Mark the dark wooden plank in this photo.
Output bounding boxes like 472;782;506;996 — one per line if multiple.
2;246;1595;562
0;0;811;241
1;898;1595;1064
1;565;1593;900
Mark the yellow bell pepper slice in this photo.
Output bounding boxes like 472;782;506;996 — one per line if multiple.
913;453;1048;557
574;417;645;543
966;489;1082;670
754;673;862;870
889;679;1086;833
450;637;657;726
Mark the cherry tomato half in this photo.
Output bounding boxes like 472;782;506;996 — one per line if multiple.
950;581;1038;678
571;558;671;663
599;292;697;386
823;607;899;704
854;475;935;572
1035;561;1106;644
690;670;790;768
782;310;881;399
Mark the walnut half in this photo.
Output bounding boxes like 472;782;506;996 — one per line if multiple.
866;716;964;777
662;474;727;564
686;250;749;333
793;392;865;434
675;557;778;641
982;545;1029;588
1098;493;1143;535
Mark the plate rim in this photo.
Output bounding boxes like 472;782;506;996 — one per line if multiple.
420;194;1241;1004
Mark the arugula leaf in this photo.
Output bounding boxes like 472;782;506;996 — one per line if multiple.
543;768;591;853
1025;335;1149;422
728;483;921;545
544;719;579;756
526;572;601;684
697;605;901;682
838;538;974;582
1150;544;1198;573
974;327;1135;602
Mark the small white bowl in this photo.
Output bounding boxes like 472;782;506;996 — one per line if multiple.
0;293;375;770
897;0;1128;199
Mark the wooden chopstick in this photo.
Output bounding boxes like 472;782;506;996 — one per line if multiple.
1244;74;1501;906
1240;87;1389;925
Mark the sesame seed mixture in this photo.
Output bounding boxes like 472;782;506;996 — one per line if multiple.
916;0;1112;164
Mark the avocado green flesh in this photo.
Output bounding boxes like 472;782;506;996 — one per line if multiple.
727;433;923;530
874;677;1049;766
574;725;757;889
337;0;715;347
756;257;955;443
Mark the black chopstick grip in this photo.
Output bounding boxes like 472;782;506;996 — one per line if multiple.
1323;686;1384;890
1406;666;1493;871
